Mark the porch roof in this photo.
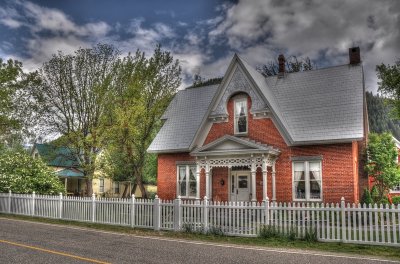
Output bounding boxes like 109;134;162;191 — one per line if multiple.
190;135;280;157
56;168;84;178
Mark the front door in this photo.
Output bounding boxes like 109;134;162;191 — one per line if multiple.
230;171;250;202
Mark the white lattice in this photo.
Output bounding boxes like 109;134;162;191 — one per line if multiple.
197;155;275;170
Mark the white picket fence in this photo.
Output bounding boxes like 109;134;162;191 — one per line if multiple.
0;191;399;247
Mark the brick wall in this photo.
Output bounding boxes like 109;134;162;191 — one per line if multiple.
157;94;366;203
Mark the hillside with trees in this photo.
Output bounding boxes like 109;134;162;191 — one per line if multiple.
366;92;400;140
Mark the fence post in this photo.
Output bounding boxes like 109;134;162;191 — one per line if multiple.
174;196;182;231
264;196;270;225
8;190;12;214
31;191;36;216
341;197;346;242
203;196;209;233
130;194;135;228
154;195;161;231
91;193;96;222
58;193;63;219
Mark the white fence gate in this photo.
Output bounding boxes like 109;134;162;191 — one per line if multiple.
0;191;399;247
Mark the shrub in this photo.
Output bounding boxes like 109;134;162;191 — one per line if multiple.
0;150;64;194
371;186;380;203
206;226;225;236
391;196;400;205
258;225;280;239
304;227;318;242
378;196;389;205
147;191;156;199
181;223;203;234
361;188;373;205
286;226;297;241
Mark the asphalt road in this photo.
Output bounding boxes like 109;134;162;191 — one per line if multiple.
0;217;398;264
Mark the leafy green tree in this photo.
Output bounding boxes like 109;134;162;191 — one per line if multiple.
0;58;25;147
0;149;64;194
30;44;119;196
365;133;400;201
257;56;315;77
101;45;181;197
376;60;400;119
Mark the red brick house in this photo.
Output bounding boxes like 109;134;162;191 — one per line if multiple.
148;47;368;203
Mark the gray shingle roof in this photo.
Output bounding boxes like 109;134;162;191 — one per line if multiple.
148;85;219;153
148;55;365;153
264;64;364;143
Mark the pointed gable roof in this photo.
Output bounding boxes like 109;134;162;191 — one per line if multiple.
148;53;365;153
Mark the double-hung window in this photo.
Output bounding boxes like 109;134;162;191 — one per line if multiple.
293;161;322;201
99;178;105;193
177;165;197;198
113;181;120;194
234;98;248;134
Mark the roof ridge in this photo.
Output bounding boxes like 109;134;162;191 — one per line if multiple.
265;63;361;79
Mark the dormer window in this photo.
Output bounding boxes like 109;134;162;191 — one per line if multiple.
234;97;248;134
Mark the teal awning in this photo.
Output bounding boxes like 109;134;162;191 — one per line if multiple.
56;168;84;177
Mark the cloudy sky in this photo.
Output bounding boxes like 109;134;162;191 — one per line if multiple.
0;0;399;92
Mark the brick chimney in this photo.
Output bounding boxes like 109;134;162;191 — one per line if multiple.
349;47;361;65
278;54;285;78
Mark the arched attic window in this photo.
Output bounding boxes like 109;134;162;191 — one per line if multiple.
231;93;248;135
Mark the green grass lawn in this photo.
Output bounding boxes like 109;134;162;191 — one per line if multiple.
1;213;400;261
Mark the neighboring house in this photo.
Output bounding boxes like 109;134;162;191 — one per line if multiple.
149;47;368;203
32;143;130;197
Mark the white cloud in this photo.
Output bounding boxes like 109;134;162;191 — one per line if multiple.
0;18;22;28
0;0;111;37
0;0;112;72
207;0;400;92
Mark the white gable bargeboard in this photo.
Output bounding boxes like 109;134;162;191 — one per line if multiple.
209;65;267;118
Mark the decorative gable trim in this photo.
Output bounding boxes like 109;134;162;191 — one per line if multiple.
209;66;268;120
191;135;280;157
189;54;293;151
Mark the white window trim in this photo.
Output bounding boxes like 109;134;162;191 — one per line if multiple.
176;165;198;199
113;181;120;194
292;161;323;202
99;178;105;193
234;97;248;135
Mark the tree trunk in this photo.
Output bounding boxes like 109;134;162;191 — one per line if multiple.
134;168;147;198
137;179;147;198
121;183;129;198
86;178;93;197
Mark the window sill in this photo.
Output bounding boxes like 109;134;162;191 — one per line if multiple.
234;133;248;137
293;199;322;203
178;197;199;200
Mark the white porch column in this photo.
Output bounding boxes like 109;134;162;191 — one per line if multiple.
64;178;68;193
251;160;257;202
209;168;213;200
262;157;268;201
196;164;201;200
205;164;210;199
272;161;276;202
